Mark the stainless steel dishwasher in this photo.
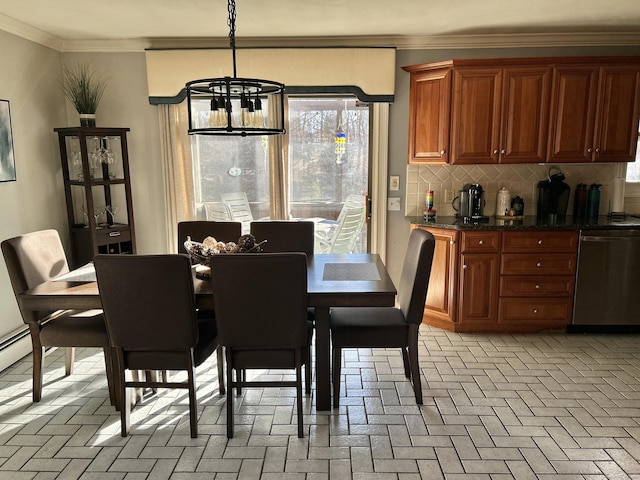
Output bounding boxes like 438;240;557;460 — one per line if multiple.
571;229;640;331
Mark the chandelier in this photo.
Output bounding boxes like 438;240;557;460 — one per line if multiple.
185;0;285;136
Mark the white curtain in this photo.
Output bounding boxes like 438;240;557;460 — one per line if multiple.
158;103;196;253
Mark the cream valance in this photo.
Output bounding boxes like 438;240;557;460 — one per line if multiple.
146;47;396;103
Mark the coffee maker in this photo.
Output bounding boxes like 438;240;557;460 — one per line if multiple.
453;183;488;222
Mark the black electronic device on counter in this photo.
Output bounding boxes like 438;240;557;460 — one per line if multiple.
537;167;570;222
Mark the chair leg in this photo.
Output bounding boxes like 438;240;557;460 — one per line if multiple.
408;326;423;404
401;348;411;378
116;352;130;436
186;354;198;438
216;347;225;395
32;345;44;402
305;349;312;395
65;347;75;376
332;345;342;408
103;347;117;407
226;349;234;439
296;349;304;438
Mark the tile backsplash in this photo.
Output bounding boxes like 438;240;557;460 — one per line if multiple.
406;163;623;218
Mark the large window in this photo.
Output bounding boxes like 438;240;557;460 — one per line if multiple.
190;96;370;249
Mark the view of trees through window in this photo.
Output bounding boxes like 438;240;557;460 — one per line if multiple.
191;96;369;249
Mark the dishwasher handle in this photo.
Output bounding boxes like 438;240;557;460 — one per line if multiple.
581;235;640;242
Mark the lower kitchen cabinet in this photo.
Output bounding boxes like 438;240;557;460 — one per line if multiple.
414;226;578;333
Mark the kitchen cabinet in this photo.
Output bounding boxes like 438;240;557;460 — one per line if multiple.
548;65;640;163
55;127;136;268
414;225;577;333
407;68;451;163
450;66;550;164
412;225;459;330
403;56;640;165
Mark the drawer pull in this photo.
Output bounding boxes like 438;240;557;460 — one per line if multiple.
535;284;540;289
537;240;543;245
440;150;446;155
536;262;542;267
108;231;121;237
478;240;483;245
533;309;538;314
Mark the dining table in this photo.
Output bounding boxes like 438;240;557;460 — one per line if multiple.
18;253;397;411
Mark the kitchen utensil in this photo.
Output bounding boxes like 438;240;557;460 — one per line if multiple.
496;187;511;217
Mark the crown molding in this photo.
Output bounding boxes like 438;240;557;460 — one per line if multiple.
1;14;639;53
0;13;63;50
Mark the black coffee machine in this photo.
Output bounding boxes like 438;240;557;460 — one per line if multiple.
537;167;570;222
455;183;488;222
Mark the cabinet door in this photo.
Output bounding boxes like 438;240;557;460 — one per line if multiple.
408;69;451;163
500;67;550;164
458;253;499;325
593;66;640;162
451;68;502;164
417;227;458;329
547;66;599;163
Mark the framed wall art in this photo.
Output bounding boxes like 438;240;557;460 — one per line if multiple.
0;99;16;182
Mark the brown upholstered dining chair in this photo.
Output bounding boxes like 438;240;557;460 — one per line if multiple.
177;221;242;253
330;228;435;407
94;254;221;438
1;229;115;404
209;253;310;438
249;220;315;392
250;221;314;256
177;220;241;395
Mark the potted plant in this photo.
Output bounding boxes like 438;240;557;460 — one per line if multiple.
61;61;107;127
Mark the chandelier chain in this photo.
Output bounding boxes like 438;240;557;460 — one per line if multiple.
227;0;237;77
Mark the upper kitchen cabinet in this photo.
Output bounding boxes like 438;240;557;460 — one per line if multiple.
450;65;550;165
404;56;640;165
548;64;640;163
405;64;451;163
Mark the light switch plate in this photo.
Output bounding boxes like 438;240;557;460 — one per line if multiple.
389;175;400;191
388;197;401;211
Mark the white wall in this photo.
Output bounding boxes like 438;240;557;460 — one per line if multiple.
0;30;67;367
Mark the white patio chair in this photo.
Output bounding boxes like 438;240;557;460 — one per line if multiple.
220;192;255;234
315;202;366;253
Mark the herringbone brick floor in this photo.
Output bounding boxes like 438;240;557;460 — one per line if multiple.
0;325;639;479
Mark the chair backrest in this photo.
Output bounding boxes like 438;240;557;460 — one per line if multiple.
250;221;314;256
209;253;308;350
336;194;365;223
397;229;436;325
1;229;70;323
203;202;232;221
220;192;254;234
327;204;366;253
94;254;198;353
177;221;242;252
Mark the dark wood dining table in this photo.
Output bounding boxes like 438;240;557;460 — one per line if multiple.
18;253;397;410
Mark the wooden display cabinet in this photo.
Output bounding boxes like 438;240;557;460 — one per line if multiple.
54;127;136;268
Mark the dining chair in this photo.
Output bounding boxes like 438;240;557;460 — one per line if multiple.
330;228;435;407
202;202;232;222
1;229;115;404
177;220;242;253
220;192;255;234
209;253;310;438
249;220;315;392
94;253;221;437
249;221;314;255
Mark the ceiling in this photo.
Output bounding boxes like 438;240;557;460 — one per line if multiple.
1;0;640;51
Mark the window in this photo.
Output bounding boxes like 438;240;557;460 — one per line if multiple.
190;95;370;250
626;129;640;183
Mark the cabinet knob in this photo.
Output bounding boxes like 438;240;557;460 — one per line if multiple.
478;240;483;245
587;148;593;153
595;148;600;153
493;149;499;155
536;262;542;267
537;239;543;245
450;240;455;246
462;264;468;269
440;150;446;155
501;149;506;154
535;284;540;289
533;309;538;314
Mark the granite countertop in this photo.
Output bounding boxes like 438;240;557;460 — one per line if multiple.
407;215;640;231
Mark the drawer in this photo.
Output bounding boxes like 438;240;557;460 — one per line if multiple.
501;230;578;253
96;227;131;245
499;275;575;297
501;253;576;275
498;297;573;323
461;231;500;253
